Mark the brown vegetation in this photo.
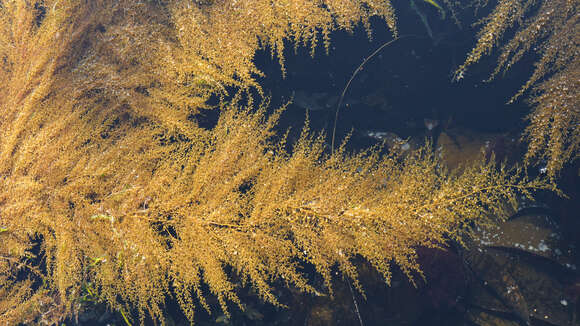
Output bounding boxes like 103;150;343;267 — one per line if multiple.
0;0;564;324
457;0;579;177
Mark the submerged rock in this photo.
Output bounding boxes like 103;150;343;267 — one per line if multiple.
291;90;329;111
436;128;521;171
463;248;531;325
466;307;522;326
473;213;576;269
463;211;578;326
